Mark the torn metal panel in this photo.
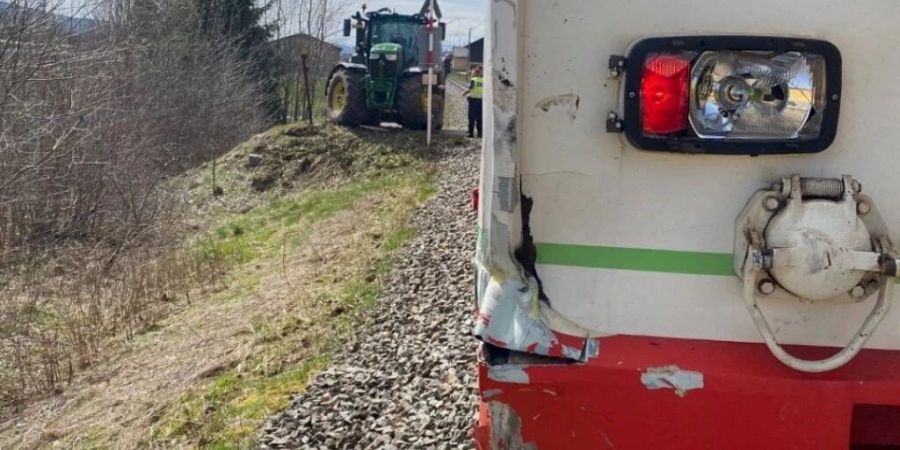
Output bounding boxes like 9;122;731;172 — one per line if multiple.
496;176;517;213
474;272;556;355
473;266;597;360
477;0;519;255
477;0;521;276
640;365;704;397
474;0;601;363
583;337;601;359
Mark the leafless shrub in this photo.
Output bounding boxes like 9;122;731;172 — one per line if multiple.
269;0;351;121
0;0;270;412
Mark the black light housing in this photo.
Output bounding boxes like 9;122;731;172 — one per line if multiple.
622;36;842;155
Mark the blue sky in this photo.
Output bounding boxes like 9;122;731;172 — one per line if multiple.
56;0;486;48
347;0;485;47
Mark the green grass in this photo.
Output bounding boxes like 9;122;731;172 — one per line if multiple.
149;168;437;448
192;173;432;271
152;357;330;449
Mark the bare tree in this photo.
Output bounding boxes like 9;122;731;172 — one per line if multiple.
0;0;270;407
268;0;351;121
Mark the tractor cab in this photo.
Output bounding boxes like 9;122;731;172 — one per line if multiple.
356;11;421;68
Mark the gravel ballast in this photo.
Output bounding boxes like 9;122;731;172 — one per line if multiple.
443;78;471;132
258;142;481;450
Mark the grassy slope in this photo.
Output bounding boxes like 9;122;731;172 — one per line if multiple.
149;172;436;449
0;123;461;449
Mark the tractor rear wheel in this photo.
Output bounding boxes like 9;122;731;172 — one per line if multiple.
326;69;371;126
397;77;444;130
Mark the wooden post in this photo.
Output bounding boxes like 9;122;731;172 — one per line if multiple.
300;54;313;126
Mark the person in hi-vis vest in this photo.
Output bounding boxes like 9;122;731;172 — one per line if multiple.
462;66;483;138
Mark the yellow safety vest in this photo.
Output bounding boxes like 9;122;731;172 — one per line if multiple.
470;77;484;99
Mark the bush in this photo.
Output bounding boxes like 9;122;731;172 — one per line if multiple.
0;0;272;409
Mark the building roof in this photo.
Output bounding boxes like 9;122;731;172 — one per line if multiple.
466;37;484;63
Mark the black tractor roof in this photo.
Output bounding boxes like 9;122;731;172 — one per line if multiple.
364;8;427;23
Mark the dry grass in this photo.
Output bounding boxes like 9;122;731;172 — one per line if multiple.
0;123;444;449
0;237;230;413
0;122;463;414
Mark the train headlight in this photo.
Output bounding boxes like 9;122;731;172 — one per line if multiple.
621;36;841;155
689;50;824;140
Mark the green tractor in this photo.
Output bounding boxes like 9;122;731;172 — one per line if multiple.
325;7;445;129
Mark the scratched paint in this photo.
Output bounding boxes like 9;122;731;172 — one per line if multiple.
534;94;580;121
640;365;704;397
488;401;539;450
482;388;505;399
487;365;531;384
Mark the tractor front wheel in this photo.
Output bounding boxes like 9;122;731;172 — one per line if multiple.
326;69;370;126
397;77;444;130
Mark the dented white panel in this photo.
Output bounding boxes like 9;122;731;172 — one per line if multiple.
503;0;900;349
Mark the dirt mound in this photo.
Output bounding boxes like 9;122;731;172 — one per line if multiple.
221;123;467;193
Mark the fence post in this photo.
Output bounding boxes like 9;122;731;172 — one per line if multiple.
300;54;313;126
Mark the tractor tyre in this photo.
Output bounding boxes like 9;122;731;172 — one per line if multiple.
398;77;444;130
326;69;371;126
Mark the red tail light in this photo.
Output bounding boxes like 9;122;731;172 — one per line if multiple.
472;188;479;212
640;53;690;135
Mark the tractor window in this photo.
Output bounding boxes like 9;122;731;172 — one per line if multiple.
371;21;418;64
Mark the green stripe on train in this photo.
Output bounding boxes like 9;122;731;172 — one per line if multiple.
535;243;735;276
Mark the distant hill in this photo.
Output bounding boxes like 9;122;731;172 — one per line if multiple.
0;1;100;34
